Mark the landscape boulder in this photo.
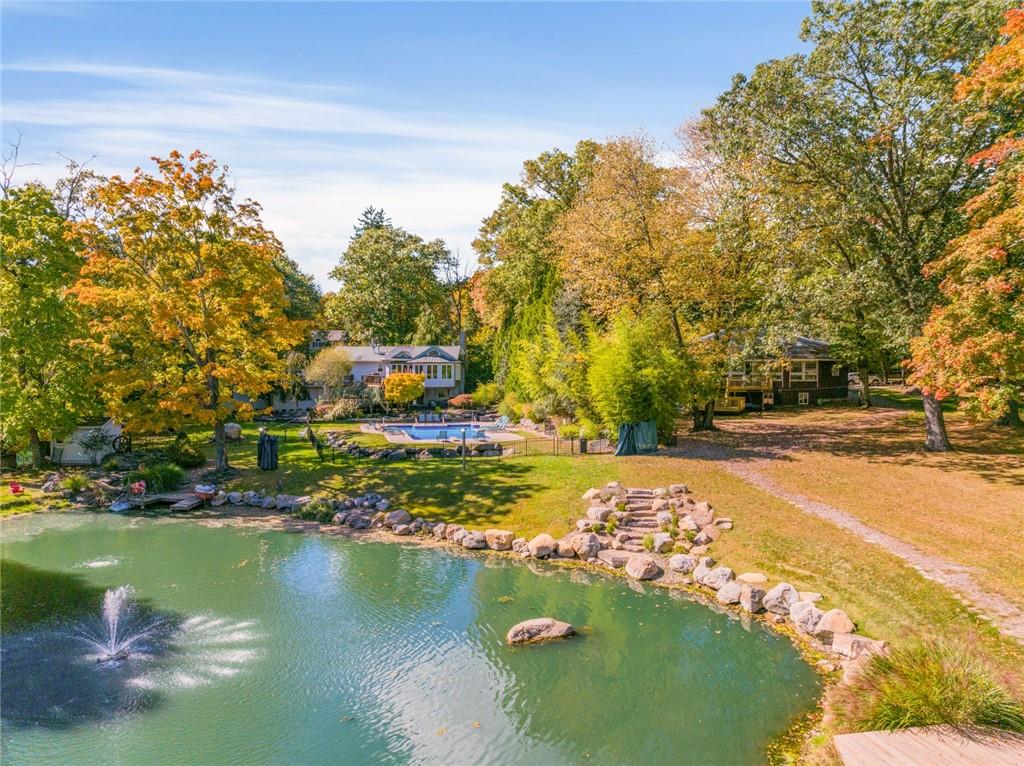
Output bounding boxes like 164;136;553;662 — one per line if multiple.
461;531;487;549
655;510;673;526
484;529;514;551
432;522;447;539
556;539;576;558
693;524;721;546
348;514;370;530
444;523;465;541
669;483;688;496
813;609;855;641
692;556;716;584
528;533;556;558
831;633;885;659
597;549;633;568
678;515;699;533
452;528;469;545
763;583;800;615
506;618;576;645
668;554;695;573
581;488;601;503
392;524;412;536
572;532;601;560
224;422;242;440
702;566;735;591
790;602;825;635
690;502;714;528
511;537;529;555
652;532;674;554
716;581;743;605
332;512;348;525
625;554;661;581
227;491;243;505
739;584;766;613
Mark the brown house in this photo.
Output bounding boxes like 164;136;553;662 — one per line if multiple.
716;336;850;411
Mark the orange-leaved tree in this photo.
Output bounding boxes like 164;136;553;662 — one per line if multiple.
910;8;1024;424
383;372;425;408
72;150;307;470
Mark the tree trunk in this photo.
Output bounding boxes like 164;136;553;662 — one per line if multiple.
857;366;872;408
997;400;1022;427
214;421;228;471
701;400;716;430
29;428;43;469
922;393;951;451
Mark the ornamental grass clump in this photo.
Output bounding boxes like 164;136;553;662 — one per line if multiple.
831;640;1024;733
60;474;90;493
125;463;184;493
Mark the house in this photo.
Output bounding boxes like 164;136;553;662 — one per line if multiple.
714;336;850;411
309;329;349;353
50;418;123;465
339;343;465;404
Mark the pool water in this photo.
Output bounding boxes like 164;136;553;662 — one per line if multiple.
1;514;820;765
394;423;488;440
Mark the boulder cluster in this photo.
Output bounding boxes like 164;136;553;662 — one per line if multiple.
210;489;312;511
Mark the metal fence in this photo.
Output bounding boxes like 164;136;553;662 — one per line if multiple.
499;435;614;457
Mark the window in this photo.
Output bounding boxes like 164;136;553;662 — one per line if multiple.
789;361;818;384
442;364;452;379
798;392;810;405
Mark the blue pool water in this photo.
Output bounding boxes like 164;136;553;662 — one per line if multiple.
393;423;488;440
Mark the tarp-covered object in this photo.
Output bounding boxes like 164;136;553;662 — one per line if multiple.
614;420;658;456
257;431;279;471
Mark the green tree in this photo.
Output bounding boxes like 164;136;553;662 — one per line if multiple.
327;222;449;343
587;311;692;441
273;253;322;323
703;0;1006;450
0;183;95;467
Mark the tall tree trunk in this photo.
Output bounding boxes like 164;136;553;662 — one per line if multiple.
997;399;1022;427
922;393;951;451
857;365;872;408
214;421;228;471
29;428;43;469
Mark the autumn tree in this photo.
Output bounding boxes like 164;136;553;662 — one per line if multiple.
911;7;1024;425
0;183;95;467
73;151;306;471
703;0;1006;450
383;372;425;408
304;346;353;401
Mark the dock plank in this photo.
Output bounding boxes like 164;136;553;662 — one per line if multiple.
834;725;1024;766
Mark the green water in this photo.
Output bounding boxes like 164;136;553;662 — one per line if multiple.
1;514;820;765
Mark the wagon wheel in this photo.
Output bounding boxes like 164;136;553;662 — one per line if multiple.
112;434;132;454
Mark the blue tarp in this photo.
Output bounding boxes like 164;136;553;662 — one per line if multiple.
614;420;658;456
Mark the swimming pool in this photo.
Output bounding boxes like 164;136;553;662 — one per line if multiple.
391;423;489;440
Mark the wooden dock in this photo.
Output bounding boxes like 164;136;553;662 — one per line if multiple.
834;725;1024;765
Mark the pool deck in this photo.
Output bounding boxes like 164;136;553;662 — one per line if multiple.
361;423;523;445
834;725;1024;766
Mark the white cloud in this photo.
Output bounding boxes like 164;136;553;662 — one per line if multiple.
2;60;590;287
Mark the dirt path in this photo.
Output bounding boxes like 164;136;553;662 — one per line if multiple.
677;429;1024;644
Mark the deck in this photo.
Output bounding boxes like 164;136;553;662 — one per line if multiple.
834;725;1024;766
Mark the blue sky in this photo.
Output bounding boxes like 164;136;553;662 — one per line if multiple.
2;1;811;288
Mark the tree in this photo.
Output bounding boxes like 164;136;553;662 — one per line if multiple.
911;8;1024;425
352;206;391;239
555;136;704;347
0;183;95;467
273;253;322;322
383;372;424;408
327;222;449;343
702;0;1006;450
304;346;353;401
72;150;306;471
587;311;694;441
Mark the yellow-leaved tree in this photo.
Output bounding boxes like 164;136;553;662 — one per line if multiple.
72;151;306;471
383;372;425;409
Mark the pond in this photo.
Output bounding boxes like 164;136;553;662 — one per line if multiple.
1;514;820;765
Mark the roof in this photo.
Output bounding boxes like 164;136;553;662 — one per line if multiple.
700;332;836;361
339;345;462;363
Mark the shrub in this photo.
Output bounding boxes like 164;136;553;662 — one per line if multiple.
324;398;361;421
498;393;523;421
448;393;474;408
830;640;1024;733
605;515;619;534
642;533;654;552
578;417;601;440
471;382;501;407
165;434;205;469
125;463;184;493
295;499;335;523
101;456;121;472
591;522;606;534
558;423;580;439
61;474;90;493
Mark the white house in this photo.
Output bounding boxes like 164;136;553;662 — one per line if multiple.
340;343;465;403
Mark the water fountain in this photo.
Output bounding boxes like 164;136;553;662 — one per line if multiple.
76;586;166;663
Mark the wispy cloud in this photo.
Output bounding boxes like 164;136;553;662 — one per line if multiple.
2;60;589;287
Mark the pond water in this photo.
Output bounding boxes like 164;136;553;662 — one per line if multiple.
1;514;820;765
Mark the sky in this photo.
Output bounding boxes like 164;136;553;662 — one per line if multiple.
1;1;811;289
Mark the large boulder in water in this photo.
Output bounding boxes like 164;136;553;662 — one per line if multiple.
528;533;556;558
763;583;799;615
506;618;576;645
484;529;514;550
384;509;412;528
625;554;661;581
572;533;601;560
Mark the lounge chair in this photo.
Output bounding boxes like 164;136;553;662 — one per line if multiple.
487;416;510;431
